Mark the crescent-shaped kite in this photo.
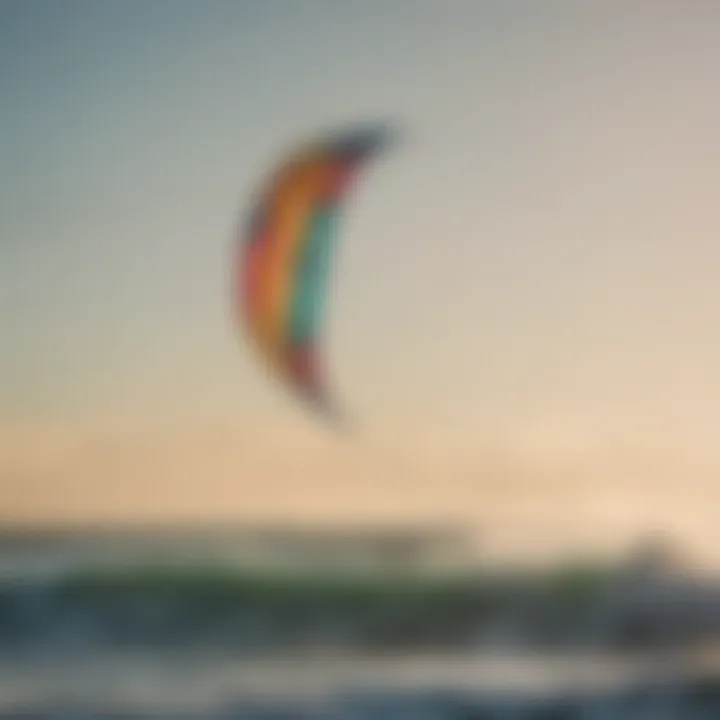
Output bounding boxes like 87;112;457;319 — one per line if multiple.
234;123;395;424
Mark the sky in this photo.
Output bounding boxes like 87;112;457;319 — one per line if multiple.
2;0;720;561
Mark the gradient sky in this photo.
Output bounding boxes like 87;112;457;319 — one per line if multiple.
2;1;720;561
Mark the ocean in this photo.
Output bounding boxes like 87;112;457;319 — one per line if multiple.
1;526;719;718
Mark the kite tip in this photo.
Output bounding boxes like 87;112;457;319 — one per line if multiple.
329;120;401;161
329;408;359;437
304;390;358;437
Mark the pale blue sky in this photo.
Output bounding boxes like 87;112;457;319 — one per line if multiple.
3;1;720;545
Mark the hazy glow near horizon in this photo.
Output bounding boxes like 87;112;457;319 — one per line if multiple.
2;1;720;560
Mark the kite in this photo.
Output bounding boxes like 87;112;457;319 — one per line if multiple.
234;123;395;424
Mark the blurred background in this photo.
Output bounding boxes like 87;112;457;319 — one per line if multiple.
3;0;720;716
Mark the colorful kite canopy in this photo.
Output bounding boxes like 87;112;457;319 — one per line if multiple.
235;123;394;423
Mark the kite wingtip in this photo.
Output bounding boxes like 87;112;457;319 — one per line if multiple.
328;121;401;161
329;408;359;437
305;390;358;436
